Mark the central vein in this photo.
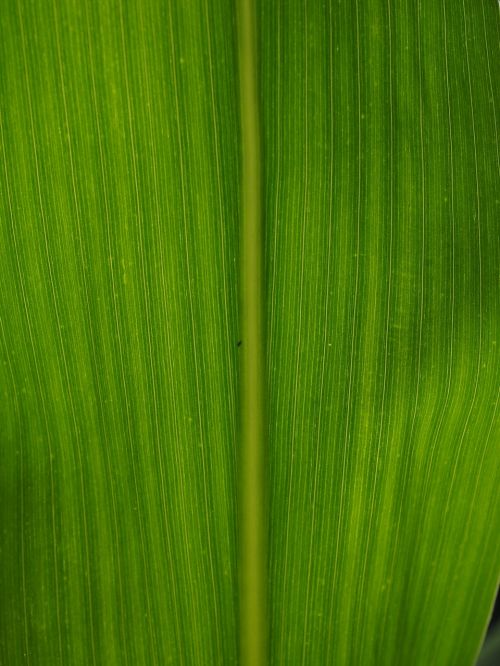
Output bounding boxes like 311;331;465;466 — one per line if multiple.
237;0;268;664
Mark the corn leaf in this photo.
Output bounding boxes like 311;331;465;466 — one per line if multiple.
0;0;499;664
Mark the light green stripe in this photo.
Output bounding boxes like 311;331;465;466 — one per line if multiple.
237;0;268;663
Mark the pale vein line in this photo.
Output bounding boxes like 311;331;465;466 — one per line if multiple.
117;3;159;661
16;4;65;659
482;1;500;174
448;394;500;663
409;0;426;465
325;4;354;661
267;6;282;658
268;2;281;377
332;3;362;660
460;394;500;666
383;5;426;647
167;5;222;663
279;0;309;654
417;0;457;528
440;0;483;533
202;12;238;650
300;4;334;660
484;0;500;325
0;296;29;659
128;4;161;452
357;2;395;661
84;3;129;660
396;8;457;647
0;319;21;437
51;4;99;663
419;0;485;628
135;1;183;659
203;0;237;446
0;311;27;657
350;3;374;661
0;112;32;664
155;11;198;660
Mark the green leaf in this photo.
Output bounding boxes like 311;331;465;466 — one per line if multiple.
0;1;498;665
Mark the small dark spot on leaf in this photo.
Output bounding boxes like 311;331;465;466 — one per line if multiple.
237;340;242;347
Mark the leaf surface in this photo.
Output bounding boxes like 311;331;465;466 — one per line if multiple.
0;0;499;664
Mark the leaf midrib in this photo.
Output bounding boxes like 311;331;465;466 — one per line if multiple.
237;0;268;664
